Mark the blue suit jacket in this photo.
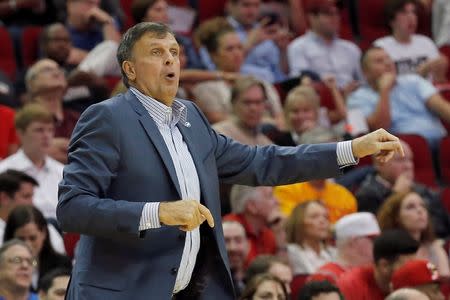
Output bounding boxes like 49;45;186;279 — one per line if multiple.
57;90;342;300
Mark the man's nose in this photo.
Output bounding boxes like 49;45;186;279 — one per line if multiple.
165;53;174;65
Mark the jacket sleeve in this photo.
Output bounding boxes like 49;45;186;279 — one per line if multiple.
57;102;145;239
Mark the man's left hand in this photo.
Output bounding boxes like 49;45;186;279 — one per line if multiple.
351;128;404;163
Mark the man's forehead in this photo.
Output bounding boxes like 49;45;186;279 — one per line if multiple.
138;32;178;46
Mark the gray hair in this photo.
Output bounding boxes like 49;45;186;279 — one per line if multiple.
230;185;261;214
386;288;430;300
0;239;33;262
117;22;175;88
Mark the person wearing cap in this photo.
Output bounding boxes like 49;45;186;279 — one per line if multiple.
337;229;419;300
308;212;381;284
386;288;431;300
287;0;362;93
391;259;445;300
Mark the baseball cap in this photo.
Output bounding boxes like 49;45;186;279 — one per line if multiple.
391;259;440;290
305;0;338;15
335;212;381;241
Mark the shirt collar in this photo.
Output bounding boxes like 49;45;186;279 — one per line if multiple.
130;87;187;127
14;149;50;172
308;30;337;45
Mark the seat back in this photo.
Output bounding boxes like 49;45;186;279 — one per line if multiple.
21;26;43;68
440;137;450;184
291;274;310;300
0;27;17;81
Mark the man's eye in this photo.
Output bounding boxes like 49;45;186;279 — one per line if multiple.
152;49;161;55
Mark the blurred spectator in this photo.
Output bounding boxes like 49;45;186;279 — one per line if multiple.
38;268;71;300
287;0;362;92
223;220;250;296
432;0;450;47
0;170;66;255
0;0;57;26
273;83;346;146
0;104;19;159
297;280;343;300
3;205;72;290
245;255;293;296
347;46;450;150
377;192;450;277
223;185;280;265
39;23;111;113
309;212;381;284
386;288;431;300
213;77;273;145
0;239;38;300
66;0;120;52
239;273;287;300
131;0;202;69
226;0;289;83
193;22;283;126
355;140;450;238
0;170;36;241
0;70;17;107
391;259;444;300
374;0;448;83
285;201;336;274
337;229;419;300
0;104;63;219
274;130;356;223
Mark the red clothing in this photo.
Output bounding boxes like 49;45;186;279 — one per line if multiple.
54;109;80;138
337;266;386;300
223;213;277;266
308;262;347;284
0;105;18;159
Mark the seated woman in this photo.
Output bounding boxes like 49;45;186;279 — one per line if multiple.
240;273;287;300
285;201;336;275
377;191;450;277
3;205;72;290
192;18;284;127
273;82;346;146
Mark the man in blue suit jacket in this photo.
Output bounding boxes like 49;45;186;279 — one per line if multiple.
57;22;403;300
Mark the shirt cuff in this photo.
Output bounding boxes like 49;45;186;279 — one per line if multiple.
139;202;161;231
336;141;358;168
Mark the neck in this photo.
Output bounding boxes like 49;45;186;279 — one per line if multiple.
409;230;421;241
312;29;334;44
131;84;174;107
337;248;365;268
0;209;8;222
233;118;259;137
243;212;266;235
23;148;46;169
393;31;411;44
0;286;30;300
373;267;390;294
303;238;322;254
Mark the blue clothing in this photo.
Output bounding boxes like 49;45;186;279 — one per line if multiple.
227;16;286;83
287;31;362;88
68;25;104;51
347;74;447;147
0;293;38;300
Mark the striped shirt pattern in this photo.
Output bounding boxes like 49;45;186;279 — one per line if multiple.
131;87;201;294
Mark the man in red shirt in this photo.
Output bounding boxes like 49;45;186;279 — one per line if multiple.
337;229;419;300
309;212;381;284
0;105;19;159
223;185;280;266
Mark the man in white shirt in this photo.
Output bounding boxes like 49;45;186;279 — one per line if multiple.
374;0;447;82
0;104;63;220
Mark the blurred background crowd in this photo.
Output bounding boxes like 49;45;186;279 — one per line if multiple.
1;0;450;299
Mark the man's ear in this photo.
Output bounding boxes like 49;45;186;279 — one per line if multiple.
122;61;136;82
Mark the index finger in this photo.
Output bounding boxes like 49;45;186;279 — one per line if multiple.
377;141;404;157
198;204;214;228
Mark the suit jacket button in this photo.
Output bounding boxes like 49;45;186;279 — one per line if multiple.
171;267;178;275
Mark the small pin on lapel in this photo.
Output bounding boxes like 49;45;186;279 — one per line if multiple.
184;122;191;128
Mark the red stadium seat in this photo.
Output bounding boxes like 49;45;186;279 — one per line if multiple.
63;232;80;259
197;0;226;22
441;187;450;214
120;0;135;31
440;137;450;184
0;27;17;81
291;274;310;300
355;0;389;50
397;134;437;188
21;26;43;68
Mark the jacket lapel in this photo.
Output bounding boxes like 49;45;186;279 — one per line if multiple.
125;91;182;198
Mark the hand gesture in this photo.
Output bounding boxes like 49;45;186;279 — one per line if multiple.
86;6;113;25
351;128;404;163
392;172;414;193
323;75;338;91
159;200;214;231
377;72;396;92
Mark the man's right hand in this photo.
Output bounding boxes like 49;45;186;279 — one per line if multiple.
159;200;214;231
378;72;396;92
392;172;414;193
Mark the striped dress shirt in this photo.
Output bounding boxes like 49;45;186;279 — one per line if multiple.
131;87;357;293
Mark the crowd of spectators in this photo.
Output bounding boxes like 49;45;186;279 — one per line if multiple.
1;0;450;299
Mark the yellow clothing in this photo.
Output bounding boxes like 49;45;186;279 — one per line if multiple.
274;181;357;223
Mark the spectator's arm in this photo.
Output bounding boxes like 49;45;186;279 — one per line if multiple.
366;74;395;130
323;76;347;123
288;0;307;35
426;93;450;123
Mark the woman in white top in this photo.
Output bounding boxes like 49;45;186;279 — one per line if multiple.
285;201;336;275
377;191;450;277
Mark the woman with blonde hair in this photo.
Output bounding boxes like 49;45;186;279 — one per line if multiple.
285;201;336;274
377;191;450;276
